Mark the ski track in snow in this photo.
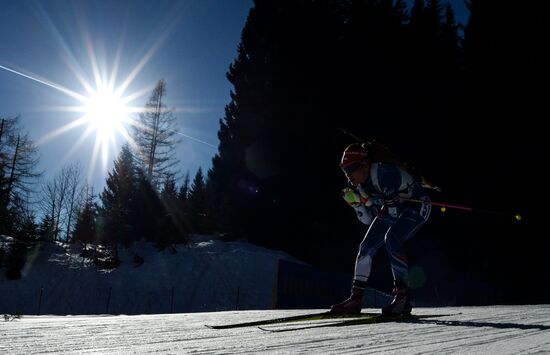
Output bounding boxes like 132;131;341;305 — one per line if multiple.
2;305;550;354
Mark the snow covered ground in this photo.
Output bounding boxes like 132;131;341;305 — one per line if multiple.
3;236;550;353
0;235;301;314
2;305;550;354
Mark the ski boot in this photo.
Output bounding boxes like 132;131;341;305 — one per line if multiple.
381;281;412;316
330;286;364;315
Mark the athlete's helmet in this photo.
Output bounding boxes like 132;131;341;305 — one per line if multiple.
340;143;368;174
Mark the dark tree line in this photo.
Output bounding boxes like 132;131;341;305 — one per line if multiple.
70;144;213;249
0;116;41;279
1;80;209;274
75;89;222;251
206;0;549;304
69;79;211;250
0;116;41;239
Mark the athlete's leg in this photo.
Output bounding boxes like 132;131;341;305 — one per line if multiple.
353;217;389;288
385;202;431;285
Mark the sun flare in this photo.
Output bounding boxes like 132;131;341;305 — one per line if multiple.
31;73;142;182
83;84;128;141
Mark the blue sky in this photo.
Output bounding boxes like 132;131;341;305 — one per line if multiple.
0;0;253;190
0;0;467;194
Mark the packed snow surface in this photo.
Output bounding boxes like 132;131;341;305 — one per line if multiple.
2;305;550;354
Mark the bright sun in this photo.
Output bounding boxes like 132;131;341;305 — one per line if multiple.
84;85;128;141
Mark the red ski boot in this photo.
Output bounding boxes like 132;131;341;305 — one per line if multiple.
381;285;412;316
330;286;364;315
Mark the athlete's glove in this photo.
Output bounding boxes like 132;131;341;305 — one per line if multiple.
342;187;372;208
342;187;361;207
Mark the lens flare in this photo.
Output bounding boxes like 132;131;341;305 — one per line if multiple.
84;84;128;142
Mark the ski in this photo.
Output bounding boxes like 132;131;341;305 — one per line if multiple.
258;313;460;333
205;311;379;329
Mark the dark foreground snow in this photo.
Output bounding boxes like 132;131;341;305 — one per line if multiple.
2;305;550;354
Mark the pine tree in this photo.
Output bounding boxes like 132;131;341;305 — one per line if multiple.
441;3;461;70
161;173;178;204
0;117;41;235
177;172;190;204
175;172;192;235
408;0;447;75
38;215;55;241
99;144;137;246
460;0;549;302
132;79;179;190
203;169;219;234
208;1;343;242
73;189;98;245
187;168;206;233
160;173;188;242
425;0;443;37
410;0;425;29
16;212;38;241
131;171;163;243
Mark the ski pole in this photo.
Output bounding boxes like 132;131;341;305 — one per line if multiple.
402;198;523;221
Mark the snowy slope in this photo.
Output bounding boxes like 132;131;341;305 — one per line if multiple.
2;305;550;354
0;235;301;315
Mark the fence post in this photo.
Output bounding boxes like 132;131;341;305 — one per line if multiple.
170;287;175;313
235;287;240;310
37;286;44;315
106;287;112;314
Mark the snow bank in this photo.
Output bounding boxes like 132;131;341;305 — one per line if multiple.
0;235;300;315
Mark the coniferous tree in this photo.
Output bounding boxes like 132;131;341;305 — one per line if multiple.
73;189;98;245
425;0;443;36
63;163;84;242
460;0;549;303
3;239;27;280
0;117;17;186
441;3;461;66
209;0;344;255
132;79;179;190
128;169;185;248
18;214;38;241
0;117;41;235
161;174;178;201
393;0;408;22
11;201;38;241
160;173;187;243
38;215;55;241
408;0;446;77
131;171;163;243
177;173;190;206
203;170;218;234
187;168;206;233
160;173;178;221
99;143;137;246
409;0;426;38
175;172;192;234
